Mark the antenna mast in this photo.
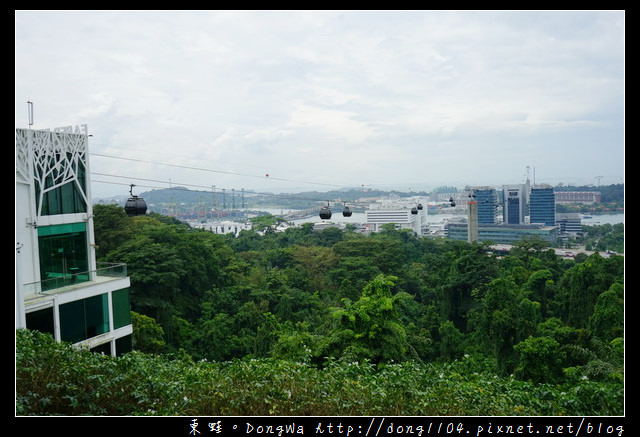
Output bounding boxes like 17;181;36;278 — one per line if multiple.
27;101;33;128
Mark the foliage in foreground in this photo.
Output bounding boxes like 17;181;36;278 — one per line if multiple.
16;329;623;416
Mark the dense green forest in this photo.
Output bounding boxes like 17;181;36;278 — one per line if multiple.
16;205;624;415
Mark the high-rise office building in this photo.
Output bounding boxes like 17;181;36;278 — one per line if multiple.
16;125;133;356
502;184;527;225
529;184;556;226
473;187;498;225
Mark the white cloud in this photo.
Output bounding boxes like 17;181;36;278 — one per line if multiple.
288;103;375;143
15;10;624;198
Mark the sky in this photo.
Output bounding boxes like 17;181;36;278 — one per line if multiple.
15;10;625;200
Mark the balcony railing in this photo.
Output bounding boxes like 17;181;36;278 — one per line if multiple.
95;262;128;278
22;262;128;296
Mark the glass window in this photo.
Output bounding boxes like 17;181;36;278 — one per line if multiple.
36;153;87;216
85;294;109;338
59;300;85;343
116;335;133;356
26;307;54;336
60;294;109;343
38;224;88;291
90;342;112;355
112;288;132;329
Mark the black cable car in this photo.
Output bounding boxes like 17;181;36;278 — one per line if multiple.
319;202;332;220
449;197;456;207
417;203;423;210
124;184;147;217
342;203;352;217
411;206;418;215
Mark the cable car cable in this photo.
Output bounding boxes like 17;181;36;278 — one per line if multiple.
90;152;345;188
91;173;337;204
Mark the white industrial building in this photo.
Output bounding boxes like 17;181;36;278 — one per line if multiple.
365;196;428;235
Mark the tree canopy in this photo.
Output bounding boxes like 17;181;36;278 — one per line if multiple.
85;204;626;396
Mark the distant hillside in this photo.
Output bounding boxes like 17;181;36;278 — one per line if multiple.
94;186;430;210
93;184;623;209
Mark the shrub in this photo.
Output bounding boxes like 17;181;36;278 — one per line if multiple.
16;330;623;416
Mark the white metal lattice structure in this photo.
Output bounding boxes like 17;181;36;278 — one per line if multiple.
15;125;90;217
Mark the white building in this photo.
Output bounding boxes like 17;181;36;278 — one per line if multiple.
503;184;528;225
16;125;133;356
365;197;428;235
186;219;251;235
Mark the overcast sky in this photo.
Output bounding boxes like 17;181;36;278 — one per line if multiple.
15;10;625;199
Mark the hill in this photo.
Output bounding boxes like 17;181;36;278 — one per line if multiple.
94;184;623;211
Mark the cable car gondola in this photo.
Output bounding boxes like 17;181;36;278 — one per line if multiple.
319;202;332;220
449;197;456;207
342;203;352;217
124;184;147;217
417;203;423;210
411;206;418;215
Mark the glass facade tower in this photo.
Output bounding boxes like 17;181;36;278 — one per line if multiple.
474;187;498;224
530;185;556;226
